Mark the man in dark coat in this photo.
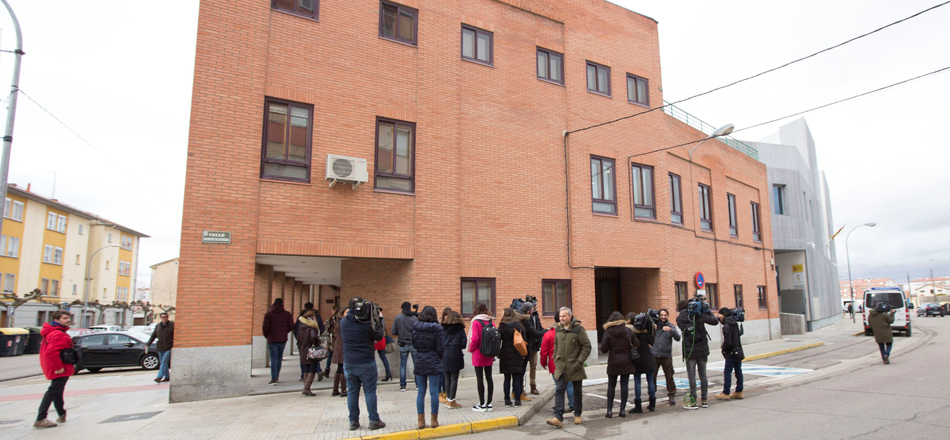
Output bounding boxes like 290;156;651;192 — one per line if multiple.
520;302;545;395
547;307;591;428
715;308;745;400
676;298;719;409
339;297;386;431
441;312;467;408
146;312;174;383
868;303;896;364
262;298;295;384
391;301;419;391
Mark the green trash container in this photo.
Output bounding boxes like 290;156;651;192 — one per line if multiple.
0;328;29;357
25;327;43;354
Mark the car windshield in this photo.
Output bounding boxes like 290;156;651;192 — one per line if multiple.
126;332;150;343
865;292;904;309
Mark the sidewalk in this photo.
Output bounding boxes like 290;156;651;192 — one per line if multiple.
0;317;863;440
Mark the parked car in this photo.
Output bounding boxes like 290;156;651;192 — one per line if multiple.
66;329;94;338
71;331;160;372
127;324;157;335
916;303;945;317
90;325;124;332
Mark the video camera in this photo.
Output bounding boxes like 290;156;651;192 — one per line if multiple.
647;308;661;326
873;302;892;314
687;295;710;317
510;295;538;313
731;307;745;322
351;298;383;331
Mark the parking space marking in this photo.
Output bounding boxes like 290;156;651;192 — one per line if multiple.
706;362;812;377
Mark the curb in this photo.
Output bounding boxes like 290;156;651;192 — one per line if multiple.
744;342;824;362
342;416;520;440
852;331;866;336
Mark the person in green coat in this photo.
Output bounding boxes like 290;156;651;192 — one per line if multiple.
868;303;896;364
546;307;591;428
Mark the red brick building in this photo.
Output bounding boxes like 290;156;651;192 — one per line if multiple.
173;0;778;402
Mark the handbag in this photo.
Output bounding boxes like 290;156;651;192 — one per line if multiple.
307;344;329;361
513;329;528;357
626;328;640;364
384;335;397;354
60;347;80;365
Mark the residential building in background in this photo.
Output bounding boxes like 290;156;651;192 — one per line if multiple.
744;118;842;331
175;0;778;402
149;257;178;318
839;277;898;309
0;184;148;328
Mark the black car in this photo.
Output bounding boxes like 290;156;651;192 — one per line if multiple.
71;331;160;372
917;303;945;317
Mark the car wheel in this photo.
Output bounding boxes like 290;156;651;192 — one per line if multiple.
86;368;102;373
905;327;912;337
141;353;160;370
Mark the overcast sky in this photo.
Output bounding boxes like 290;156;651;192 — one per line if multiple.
0;0;947;290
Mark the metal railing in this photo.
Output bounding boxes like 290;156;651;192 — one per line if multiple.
662;101;758;160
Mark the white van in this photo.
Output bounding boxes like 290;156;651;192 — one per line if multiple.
863;287;912;337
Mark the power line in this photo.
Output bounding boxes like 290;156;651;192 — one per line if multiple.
568;0;950;135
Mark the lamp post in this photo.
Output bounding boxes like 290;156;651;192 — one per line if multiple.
688;124;735;159
846;222;877;323
0;0;24;238
82;245;120;327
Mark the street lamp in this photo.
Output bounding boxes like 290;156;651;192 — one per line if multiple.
846;222;877;323
688;123;736;159
82;245;121;326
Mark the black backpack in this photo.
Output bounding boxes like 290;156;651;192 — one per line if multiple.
479;320;502;357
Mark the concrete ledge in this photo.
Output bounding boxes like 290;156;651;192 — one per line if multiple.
419;423;473;439
745;342;824;362
363;430;420;440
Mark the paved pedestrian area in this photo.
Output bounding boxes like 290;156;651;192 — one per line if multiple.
0;318;865;439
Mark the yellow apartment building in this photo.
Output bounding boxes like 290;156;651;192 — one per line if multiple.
0;184;149;328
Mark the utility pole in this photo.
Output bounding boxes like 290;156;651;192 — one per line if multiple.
0;0;24;237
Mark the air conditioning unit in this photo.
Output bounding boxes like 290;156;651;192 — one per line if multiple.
326;154;369;189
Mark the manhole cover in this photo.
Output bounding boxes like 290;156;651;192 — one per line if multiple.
100;411;163;424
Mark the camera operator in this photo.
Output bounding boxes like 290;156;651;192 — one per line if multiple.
714;308;744;400
868;302;896;364
392;301;419;392
519;300;545;397
676;295;719;410
651;308;680;406
339;297;386;431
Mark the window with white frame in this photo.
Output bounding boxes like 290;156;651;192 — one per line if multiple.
3;199;23;221
54;247;63;265
2;198;8;218
120;235;133;250
40;278;50;295
47;212;57;230
108;233;113;243
3;273;14;292
78;224;84;235
50;280;59;296
57;215;67;233
1;236;19;258
105;260;110;270
43;245;55;264
72;284;78;295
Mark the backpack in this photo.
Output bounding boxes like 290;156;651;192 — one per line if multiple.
479;320;502;357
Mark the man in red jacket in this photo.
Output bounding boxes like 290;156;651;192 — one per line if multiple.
35;311;75;428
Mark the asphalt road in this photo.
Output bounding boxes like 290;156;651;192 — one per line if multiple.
468;316;950;440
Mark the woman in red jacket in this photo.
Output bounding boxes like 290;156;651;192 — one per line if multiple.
35;311;76;428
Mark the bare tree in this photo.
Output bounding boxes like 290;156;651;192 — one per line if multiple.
0;289;43;327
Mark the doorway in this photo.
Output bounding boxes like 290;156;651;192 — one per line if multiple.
595;268;620;341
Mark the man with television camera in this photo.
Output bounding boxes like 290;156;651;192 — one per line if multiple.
714;307;744;400
675;293;719;410
339;297;386;431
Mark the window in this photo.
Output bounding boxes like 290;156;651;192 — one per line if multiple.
73;284;78;295
40;278;50;295
50;280;59;296
670;173;683;224
57;215;67;233
734;284;744;308
43;245;55;264
751;202;762;241
121;235;133;250
76;255;81;265
1;236;19;258
271;0;318;19
102;288;107;298
536;48;563;84
626;74;648;106
105;260;110;270
119;261;131;276
590;156;616;214
631;164;655;219
461;278;495;316
375;118;415;193
3;273;14;292
380;1;417;45
675;281;688;304
461;25;492;65
727;193;738;237
262;98;312;183
106;334;132;346
78;224;84;235
37;311;49;326
757;285;767;310
698;183;712;231
707;283;719;310
108;233;113;243
47;212;57;230
542;280;571;316
772;185;786;215
3;199;23;222
54;247;63;265
586;61;610;96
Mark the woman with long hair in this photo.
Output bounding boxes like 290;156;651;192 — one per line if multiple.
599;311;637;417
628;312;656;413
498;308;528;407
329;305;347;397
296;309;322;396
467;302;495;412
412;306;445;429
438;307;453;402
441;311;466;409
